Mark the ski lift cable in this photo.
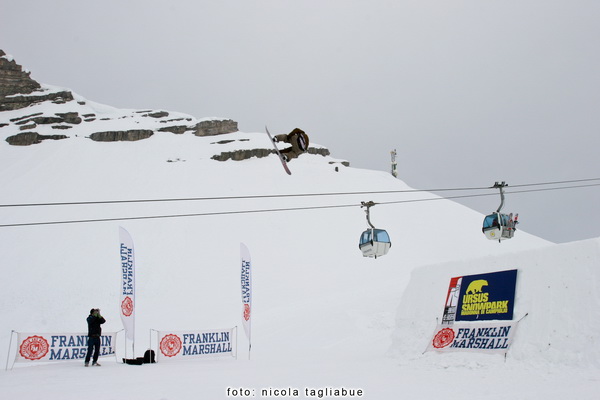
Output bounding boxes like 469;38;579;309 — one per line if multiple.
1;181;599;228
0;177;599;209
508;178;600;189
376;182;600;206
0;203;359;228
0;186;489;208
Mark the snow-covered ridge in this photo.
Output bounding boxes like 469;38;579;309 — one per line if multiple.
0;84;239;145
0;51;336;165
0;51;234;145
0;84;336;162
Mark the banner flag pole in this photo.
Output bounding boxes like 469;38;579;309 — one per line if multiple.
115;329;124;362
234;326;239;360
5;330;15;371
240;243;252;360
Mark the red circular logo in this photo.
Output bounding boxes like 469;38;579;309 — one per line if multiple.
160;334;182;357
432;327;456;349
243;304;251;321
121;296;134;317
19;335;50;360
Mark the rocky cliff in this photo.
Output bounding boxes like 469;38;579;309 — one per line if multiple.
0;50;40;98
0;50;73;112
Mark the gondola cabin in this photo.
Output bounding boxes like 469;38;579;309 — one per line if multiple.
482;182;518;242
482;212;516;242
359;228;391;258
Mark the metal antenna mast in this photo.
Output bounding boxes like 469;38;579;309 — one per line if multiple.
390;149;398;177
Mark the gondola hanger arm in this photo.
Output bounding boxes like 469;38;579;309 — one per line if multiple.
361;201;378;229
491;182;507;213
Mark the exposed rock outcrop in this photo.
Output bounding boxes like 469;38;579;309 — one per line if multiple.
195;119;238;136
6;131;68;146
158;125;192;134
155;118;239;137
0;90;74;112
89;130;154;142
212;146;332;162
212;148;275;161
12;111;82;127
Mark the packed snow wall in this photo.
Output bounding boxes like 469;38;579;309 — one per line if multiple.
391;238;600;368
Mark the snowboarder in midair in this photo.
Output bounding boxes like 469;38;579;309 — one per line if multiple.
273;128;309;162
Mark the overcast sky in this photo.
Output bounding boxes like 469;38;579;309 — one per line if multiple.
2;0;599;243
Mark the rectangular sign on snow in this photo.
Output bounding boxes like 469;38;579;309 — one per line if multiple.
15;332;117;363
157;328;236;361
426;321;518;354
442;269;518;323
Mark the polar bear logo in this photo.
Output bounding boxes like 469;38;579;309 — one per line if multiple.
466;279;488;294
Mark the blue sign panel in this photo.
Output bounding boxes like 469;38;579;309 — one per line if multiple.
454;269;518;322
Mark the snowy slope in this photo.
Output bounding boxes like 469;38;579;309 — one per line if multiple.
3;90;598;399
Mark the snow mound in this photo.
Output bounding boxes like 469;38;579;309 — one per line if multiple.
392;238;600;369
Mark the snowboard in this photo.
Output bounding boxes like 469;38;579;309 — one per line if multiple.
265;126;292;175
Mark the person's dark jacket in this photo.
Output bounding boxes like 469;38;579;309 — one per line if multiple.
275;128;309;161
87;314;106;337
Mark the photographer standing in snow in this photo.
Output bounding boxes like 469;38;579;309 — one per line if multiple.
84;308;106;367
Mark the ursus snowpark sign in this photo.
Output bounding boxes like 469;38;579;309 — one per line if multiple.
442;270;517;323
427;269;519;355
